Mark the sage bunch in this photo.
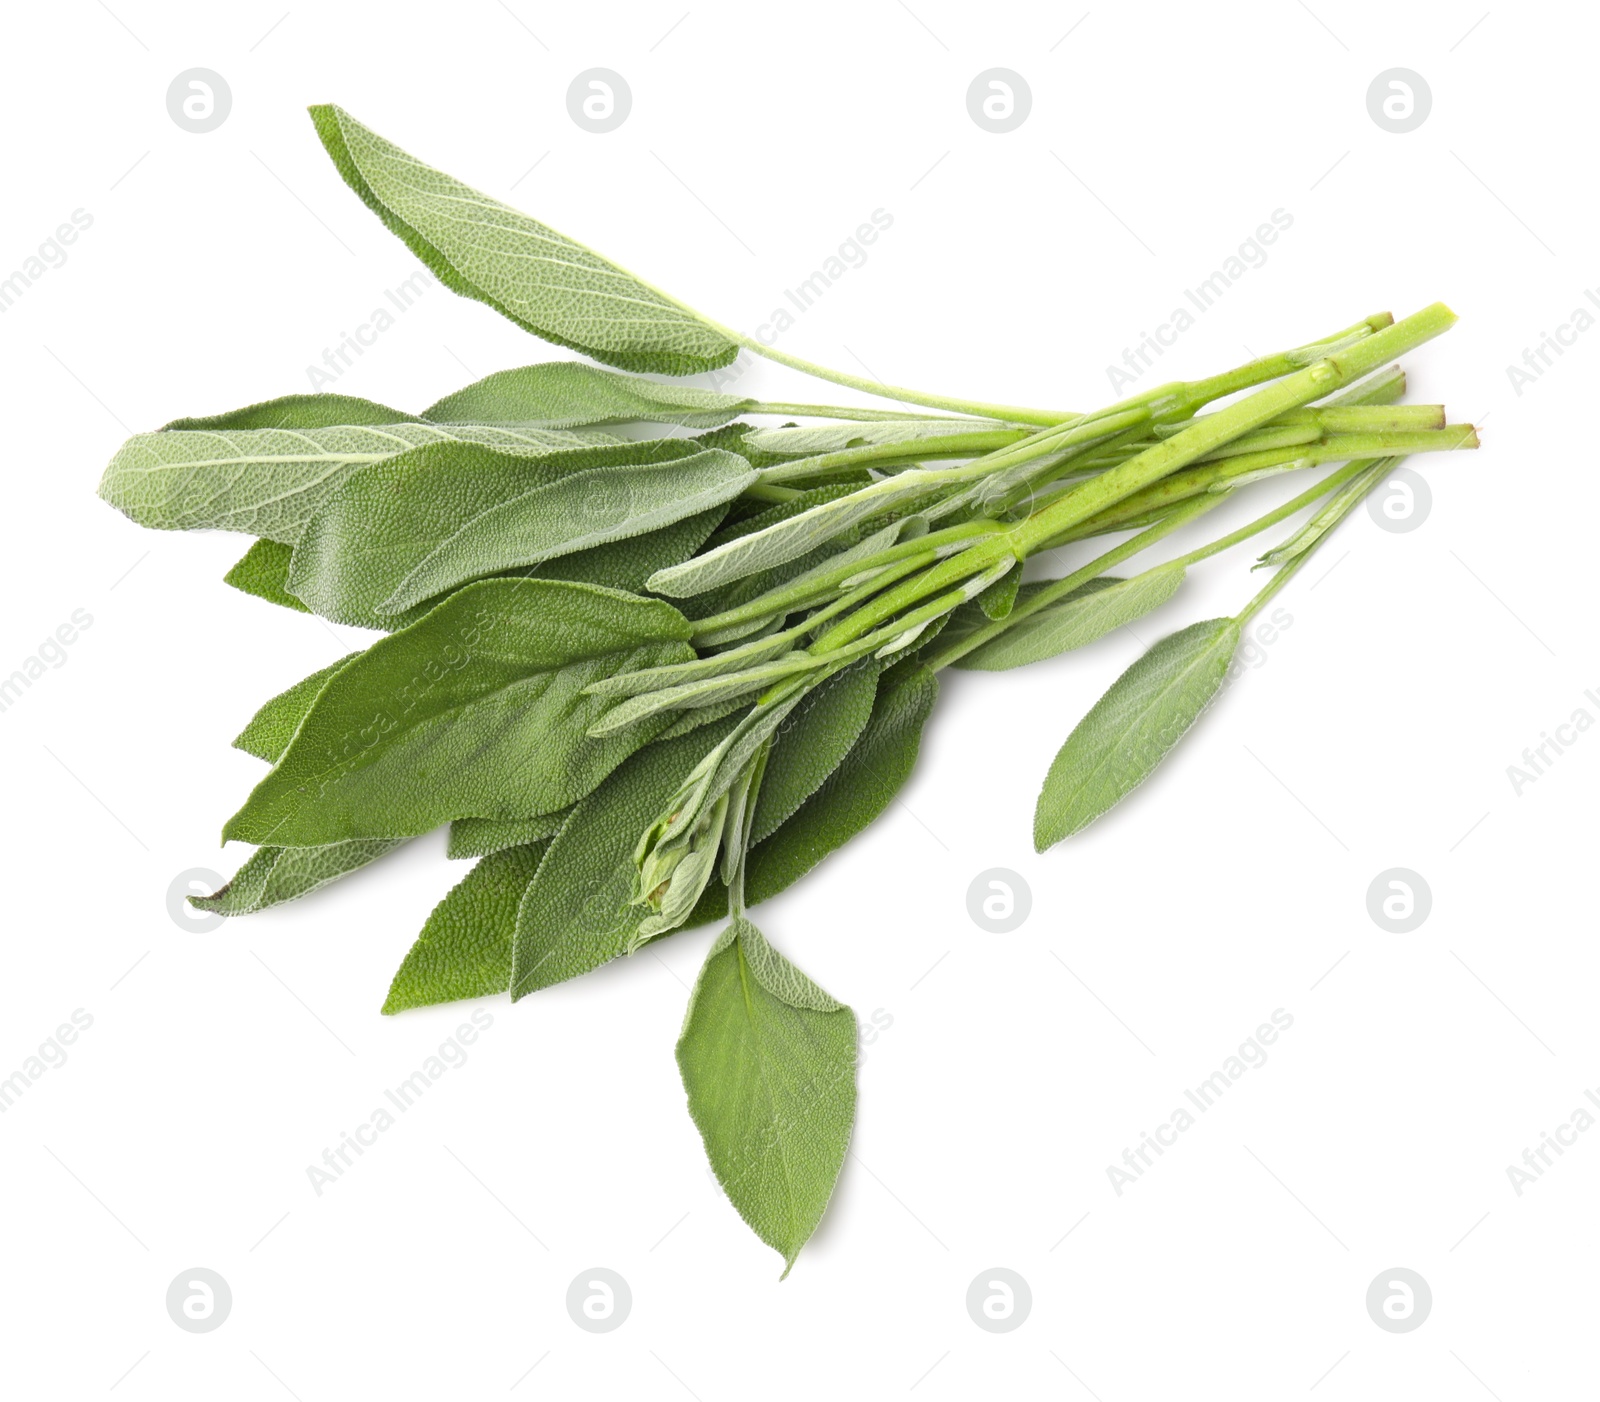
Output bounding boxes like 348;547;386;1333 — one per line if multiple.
97;105;1478;1274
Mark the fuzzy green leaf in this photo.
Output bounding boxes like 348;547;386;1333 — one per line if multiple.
284;437;742;627
425;361;752;428
958;563;1186;671
232;654;359;762
676;917;856;1276
98;421;617;544
752;663;879;843
225;539;311;614
163;392;417;431
382;843;548;1013
742;418;1007;456
190;838;405;916
1034;617;1241;849
379;448;756;616
222;579;693;847
509;719;737;1000
310;104;739;376
447;810;571;861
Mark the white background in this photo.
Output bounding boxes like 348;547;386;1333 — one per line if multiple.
1;1;1592;1397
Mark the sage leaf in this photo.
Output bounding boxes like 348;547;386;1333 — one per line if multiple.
647;474;947;599
676;916;856;1276
684;658;938;925
509;719;738;1000
425;361;751;428
447;809;571;861
976;565;1021;621
98;421;617;544
222;579;693;847
753;663;879;843
742;417;1012;456
377;448;756;616
958;562;1186;671
232;654;359;762
163;391;416;431
225;539;310;614
1033;617;1242;849
382;843;547;1013
190;838;404;916
284;437;739;626
310;105;738;376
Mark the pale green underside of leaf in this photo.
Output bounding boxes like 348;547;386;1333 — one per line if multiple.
676;917;856;1275
1033;617;1241;850
381;448;757;615
311;105;739;376
647;475;940;599
509;719;739;1001
958;563;1186;671
190;838;405;916
98;421;617;544
232;653;359;762
382;843;548;1013
742;418;1002;456
447;809;571;860
424;361;752;428
223;579;692;847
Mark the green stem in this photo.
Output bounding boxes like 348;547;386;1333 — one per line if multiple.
748;401;1000;424
812;304;1455;655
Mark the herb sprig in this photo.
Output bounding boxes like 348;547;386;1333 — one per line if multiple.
98;105;1478;1274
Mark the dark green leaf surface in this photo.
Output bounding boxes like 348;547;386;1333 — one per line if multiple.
382;843;547;1013
232;654;359;762
447;810;571;860
163;391;417;431
225;539;311;614
752;664;879;843
310;104;739;376
223;580;693;846
676;917;856;1276
509;720;736;1000
1034;617;1241;849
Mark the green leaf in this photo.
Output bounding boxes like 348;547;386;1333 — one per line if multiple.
744;658;938;903
382;843;547;1013
447;810;570;860
1033;617;1242;850
284;437;744;627
647;475;941;599
222;579;693;847
424;361;752;428
310;104;739;376
232;654;359;762
742;418;1008;456
224;539;311;614
976;565;1020;621
752;663;879;843
509;719;737;1000
98;421;618;544
163;392;416;431
958;563;1186;671
378;448;756;617
190;839;405;915
676;916;856;1276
